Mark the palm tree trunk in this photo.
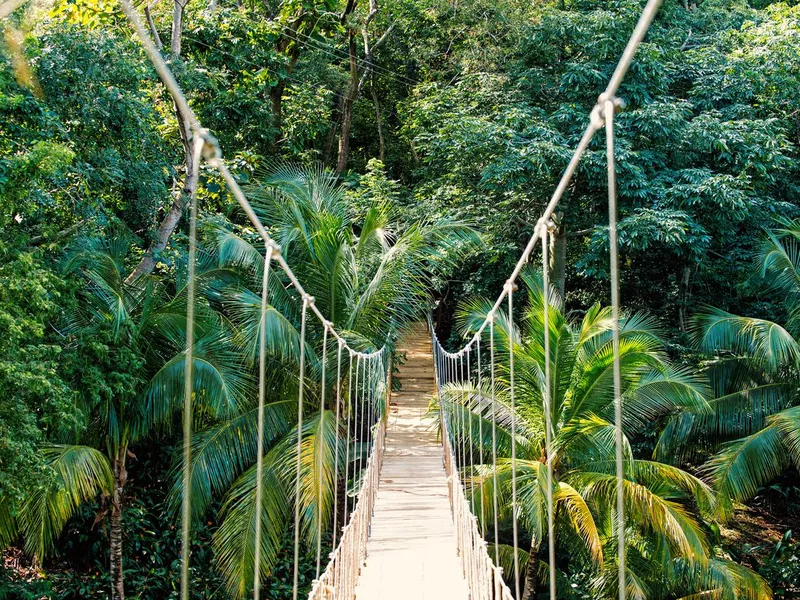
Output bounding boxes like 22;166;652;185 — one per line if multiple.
521;553;540;600
109;447;128;600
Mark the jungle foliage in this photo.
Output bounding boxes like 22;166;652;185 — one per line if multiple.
1;0;800;597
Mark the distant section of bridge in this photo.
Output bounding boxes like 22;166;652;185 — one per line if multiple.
353;323;469;600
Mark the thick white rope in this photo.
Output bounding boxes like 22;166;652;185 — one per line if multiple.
253;243;274;600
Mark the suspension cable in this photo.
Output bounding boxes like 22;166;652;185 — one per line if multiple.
116;0;663;591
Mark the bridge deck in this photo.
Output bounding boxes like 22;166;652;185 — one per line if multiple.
353;323;469;600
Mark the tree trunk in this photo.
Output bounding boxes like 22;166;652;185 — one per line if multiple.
521;553;539;600
370;82;385;162
170;0;184;58
125;3;195;284
109;447;128;600
125;104;197;283
144;3;163;50
549;214;567;302
269;79;288;145
268;34;301;149
336;31;359;174
678;265;691;332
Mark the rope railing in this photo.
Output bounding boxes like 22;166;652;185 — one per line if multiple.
427;1;663;597
114;3;393;600
432;324;515;600
306;359;388;600
114;0;664;593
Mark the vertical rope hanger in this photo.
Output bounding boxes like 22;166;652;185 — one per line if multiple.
476;336;485;538
352;356;361;498
253;243;275;600
606;98;627;600
332;339;344;549
292;296;310;600
467;347;475;517
459;352;466;479
541;223;556;600
489;315;499;566
344;353;355;523
179;134;204;600
506;282;521;600
315;325;330;579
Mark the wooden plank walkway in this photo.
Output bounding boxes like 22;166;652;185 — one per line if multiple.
353;323;470;600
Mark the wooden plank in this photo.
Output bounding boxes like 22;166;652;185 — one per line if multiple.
353;323;469;600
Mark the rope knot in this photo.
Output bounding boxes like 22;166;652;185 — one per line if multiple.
266;240;282;256
590;94;625;129
303;294;315;306
504;279;519;293
197;129;221;163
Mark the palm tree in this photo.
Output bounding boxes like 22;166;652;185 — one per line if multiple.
446;270;769;599
0;233;249;600
173;163;481;597
665;218;800;504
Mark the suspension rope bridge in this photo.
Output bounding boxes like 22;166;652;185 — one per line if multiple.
112;0;664;595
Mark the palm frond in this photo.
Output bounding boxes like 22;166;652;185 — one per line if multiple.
214;462;289;599
555;481;603;564
705;423;788;503
18;445;112;559
690;307;800;372
168;401;295;520
771;405;800;468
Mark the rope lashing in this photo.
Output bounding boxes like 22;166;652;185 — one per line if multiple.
353;355;361;499
253;242;275;600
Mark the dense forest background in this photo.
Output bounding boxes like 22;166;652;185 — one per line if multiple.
2;0;800;596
